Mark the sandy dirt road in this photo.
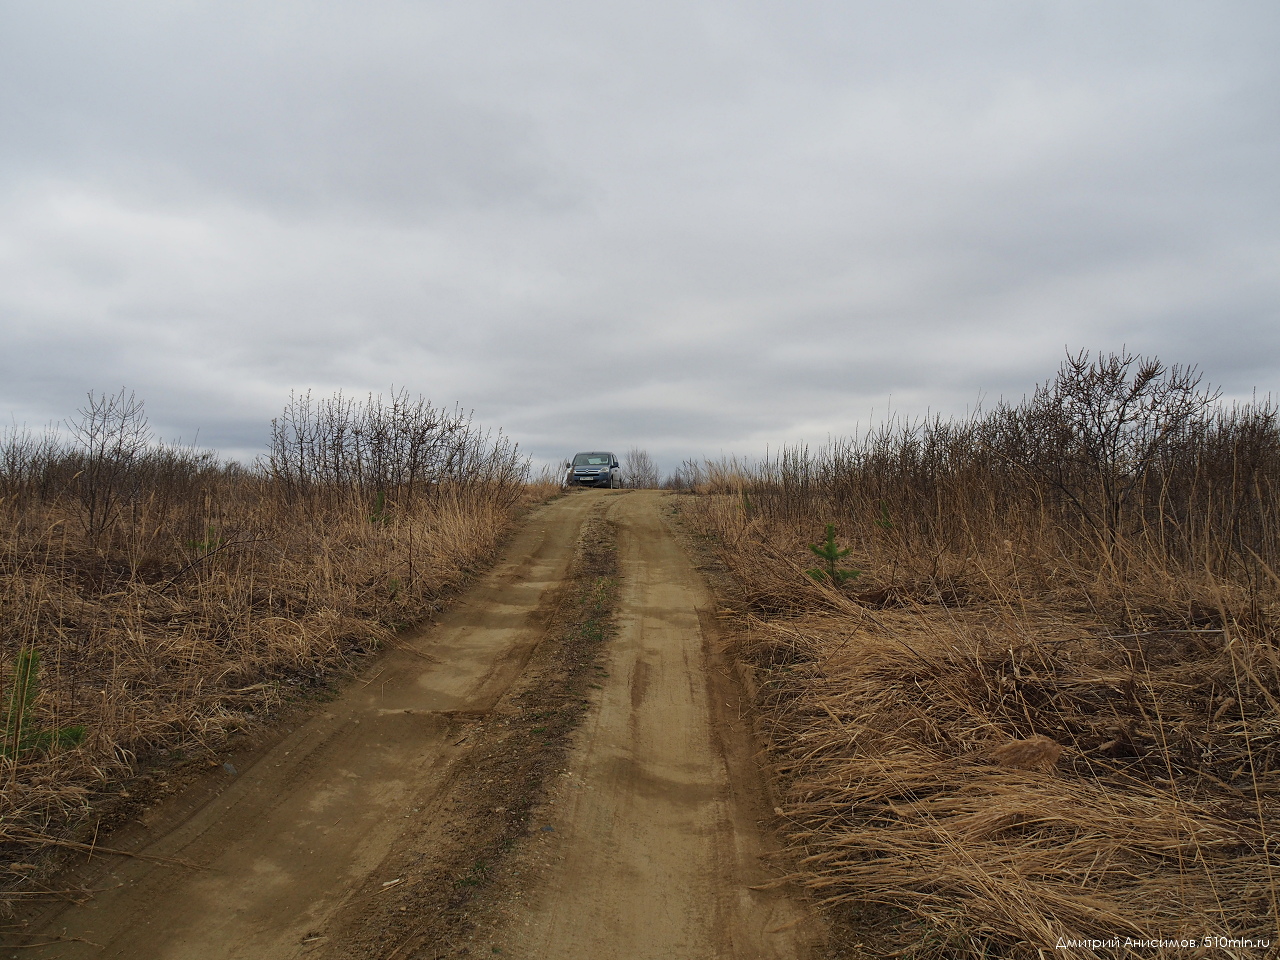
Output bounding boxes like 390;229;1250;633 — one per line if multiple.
484;491;812;959
10;491;813;959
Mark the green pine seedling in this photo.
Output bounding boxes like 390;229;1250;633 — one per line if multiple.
874;501;894;530
186;524;223;555
369;490;390;525
807;523;860;586
2;649;86;760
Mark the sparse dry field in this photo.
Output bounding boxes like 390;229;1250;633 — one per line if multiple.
2;356;1278;959
0;391;547;903
672;354;1280;957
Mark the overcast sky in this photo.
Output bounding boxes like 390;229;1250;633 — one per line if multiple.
2;1;1277;472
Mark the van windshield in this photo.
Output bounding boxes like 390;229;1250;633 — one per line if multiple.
573;453;611;466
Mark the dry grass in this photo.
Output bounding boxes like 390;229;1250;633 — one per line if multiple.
0;397;551;900
689;502;1280;955
675;356;1280;957
729;606;1277;954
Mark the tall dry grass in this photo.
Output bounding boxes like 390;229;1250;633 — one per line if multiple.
680;353;1280;956
0;391;546;896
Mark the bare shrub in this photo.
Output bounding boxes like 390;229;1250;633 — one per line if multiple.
0;424;63;497
623;447;660;488
65;389;152;542
266;388;528;511
1003;350;1222;549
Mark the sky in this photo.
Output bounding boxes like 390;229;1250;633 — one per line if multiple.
2;1;1278;474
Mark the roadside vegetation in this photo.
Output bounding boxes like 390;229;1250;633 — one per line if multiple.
0;388;550;901
675;351;1280;957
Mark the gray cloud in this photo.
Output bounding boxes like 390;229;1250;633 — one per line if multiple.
2;1;1278;475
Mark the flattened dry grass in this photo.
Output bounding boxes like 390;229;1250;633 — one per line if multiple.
745;610;1277;951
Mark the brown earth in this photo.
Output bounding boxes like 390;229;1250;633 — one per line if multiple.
2;490;819;959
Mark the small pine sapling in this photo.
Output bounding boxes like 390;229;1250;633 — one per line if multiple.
2;649;86;760
186;524;223;555
807;524;860;586
874;501;893;530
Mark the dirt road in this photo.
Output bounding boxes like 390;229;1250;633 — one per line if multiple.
10;491;814;959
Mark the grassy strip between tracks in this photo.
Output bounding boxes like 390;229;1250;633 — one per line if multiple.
320;512;619;960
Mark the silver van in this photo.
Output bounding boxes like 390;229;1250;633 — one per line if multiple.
567;451;621;488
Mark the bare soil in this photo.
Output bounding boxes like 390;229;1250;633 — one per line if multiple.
2;491;818;959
